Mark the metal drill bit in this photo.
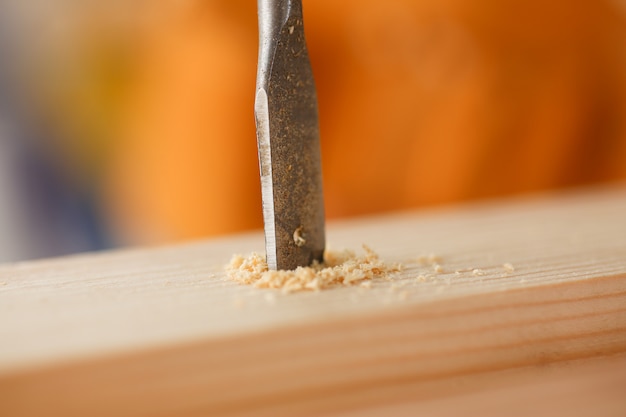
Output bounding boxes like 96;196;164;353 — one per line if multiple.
254;0;325;270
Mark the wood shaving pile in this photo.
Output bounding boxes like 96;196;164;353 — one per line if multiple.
227;246;402;294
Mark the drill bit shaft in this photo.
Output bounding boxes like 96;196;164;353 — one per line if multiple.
255;0;325;270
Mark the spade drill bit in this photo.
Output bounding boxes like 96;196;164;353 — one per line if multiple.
254;0;325;270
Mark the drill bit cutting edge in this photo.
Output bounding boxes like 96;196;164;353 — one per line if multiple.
254;0;325;270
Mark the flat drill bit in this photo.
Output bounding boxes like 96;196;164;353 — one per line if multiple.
254;0;325;270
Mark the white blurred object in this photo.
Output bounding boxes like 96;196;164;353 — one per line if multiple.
0;120;36;263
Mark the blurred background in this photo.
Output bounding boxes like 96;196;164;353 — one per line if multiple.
0;0;625;263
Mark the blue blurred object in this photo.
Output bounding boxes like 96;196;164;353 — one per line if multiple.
0;10;113;263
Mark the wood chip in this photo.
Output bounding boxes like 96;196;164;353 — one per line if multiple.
417;253;442;265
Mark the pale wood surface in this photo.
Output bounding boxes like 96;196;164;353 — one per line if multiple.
1;185;626;416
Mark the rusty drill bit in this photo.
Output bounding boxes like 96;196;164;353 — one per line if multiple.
254;0;325;270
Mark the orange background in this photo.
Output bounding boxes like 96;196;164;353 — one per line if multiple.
34;0;626;245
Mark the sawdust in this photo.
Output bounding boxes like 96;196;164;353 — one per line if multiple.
227;245;402;294
417;253;442;265
472;268;486;276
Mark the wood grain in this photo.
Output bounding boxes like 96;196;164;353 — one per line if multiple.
1;185;626;416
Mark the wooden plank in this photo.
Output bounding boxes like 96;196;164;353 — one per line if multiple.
334;353;626;417
1;185;626;416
